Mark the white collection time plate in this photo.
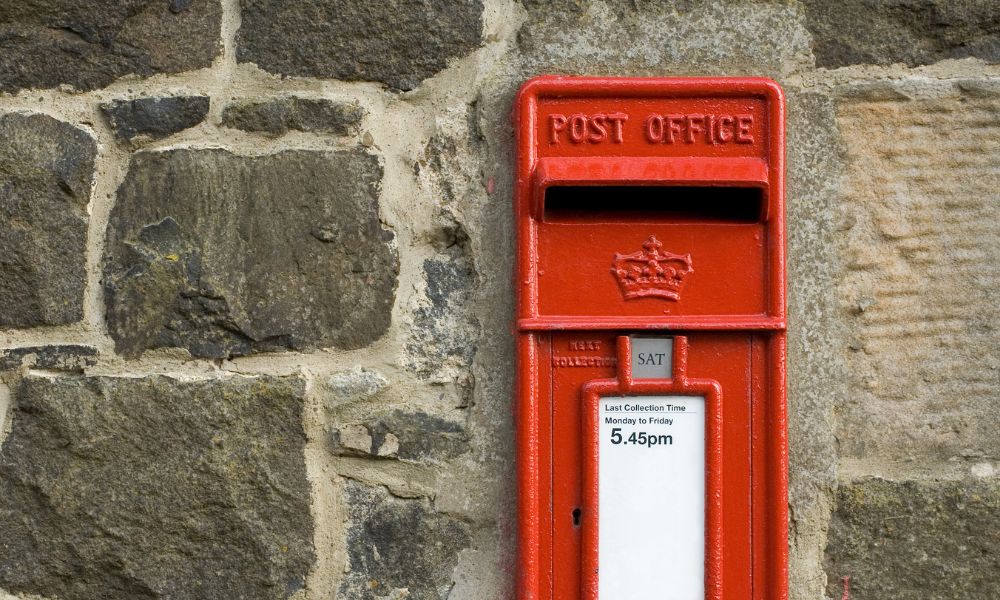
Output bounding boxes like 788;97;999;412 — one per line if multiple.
598;394;706;600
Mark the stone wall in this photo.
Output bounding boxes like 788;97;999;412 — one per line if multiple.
0;1;997;599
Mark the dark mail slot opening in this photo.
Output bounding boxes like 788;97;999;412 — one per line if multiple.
543;186;763;223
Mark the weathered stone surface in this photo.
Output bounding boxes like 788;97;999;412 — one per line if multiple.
339;480;470;599
0;0;222;94
104;148;398;358
222;97;364;136
782;87;846;600
515;0;812;76
836;87;1000;463
0;374;314;600
405;129;483;404
0;113;95;328
414;133;481;207
101;96;210;142
326;367;389;408
803;0;1000;68
0;345;98;371
236;0;483;91
404;244;478;385
825;477;1000;599
329;410;469;463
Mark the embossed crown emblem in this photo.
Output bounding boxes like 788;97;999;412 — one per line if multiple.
611;235;693;301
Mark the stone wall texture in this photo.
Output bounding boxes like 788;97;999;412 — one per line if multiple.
0;2;996;599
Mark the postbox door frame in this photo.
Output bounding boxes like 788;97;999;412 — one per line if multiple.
580;335;724;599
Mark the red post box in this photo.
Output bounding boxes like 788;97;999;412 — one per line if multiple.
514;77;787;600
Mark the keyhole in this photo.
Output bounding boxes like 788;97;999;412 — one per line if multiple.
572;507;582;527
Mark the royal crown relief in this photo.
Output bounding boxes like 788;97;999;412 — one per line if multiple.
612;236;693;301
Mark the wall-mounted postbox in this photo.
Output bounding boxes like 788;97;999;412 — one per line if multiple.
514;77;786;600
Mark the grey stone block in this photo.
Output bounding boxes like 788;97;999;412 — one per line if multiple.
103;148;398;358
0;374;314;600
405;245;478;383
236;0;483;91
0;113;95;328
825;477;1000;600
338;480;470;599
221;97;364;136
329;410;469;463
0;0;222;93
0;345;98;371
803;0;1000;68
101;96;210;143
835;88;1000;463
326;367;389;407
514;0;812;76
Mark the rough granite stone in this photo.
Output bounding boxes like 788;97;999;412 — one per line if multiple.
329;410;469;463
0;345;98;371
0;374;314;600
836;86;1000;463
803;0;1000;68
0;0;222;94
221;97;364;136
0;113;95;328
236;0;484;91
101;96;210;142
339;480;470;599
104;148;398;358
825;477;1000;599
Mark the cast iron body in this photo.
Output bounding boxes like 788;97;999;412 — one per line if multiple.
514;76;788;600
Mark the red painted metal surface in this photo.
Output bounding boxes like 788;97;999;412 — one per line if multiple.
514;76;787;600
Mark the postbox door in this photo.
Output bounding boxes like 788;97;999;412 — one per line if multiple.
547;332;762;600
